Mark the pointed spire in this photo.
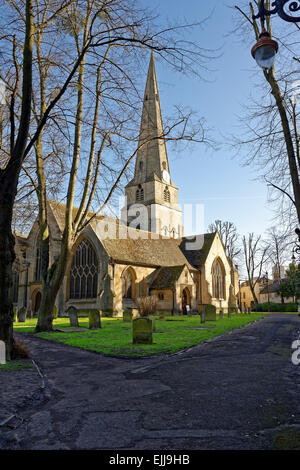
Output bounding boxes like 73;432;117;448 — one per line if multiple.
133;52;170;183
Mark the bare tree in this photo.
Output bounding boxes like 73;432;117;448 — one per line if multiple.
242;233;269;305
208;219;241;266
0;0;216;345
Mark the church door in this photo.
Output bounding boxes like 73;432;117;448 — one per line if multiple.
182;288;191;315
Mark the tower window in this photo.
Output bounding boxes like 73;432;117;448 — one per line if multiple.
162;161;167;170
136;185;144;202
164;187;170;203
139;161;144;171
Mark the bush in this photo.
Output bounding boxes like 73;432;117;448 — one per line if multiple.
11;340;30;359
254;302;298;313
135;296;157;317
286;302;297;312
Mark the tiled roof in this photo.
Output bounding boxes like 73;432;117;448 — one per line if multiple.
102;237;194;269
260;279;281;294
179;233;216;267
150;265;185;290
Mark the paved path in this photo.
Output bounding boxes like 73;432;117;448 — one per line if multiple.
1;314;300;450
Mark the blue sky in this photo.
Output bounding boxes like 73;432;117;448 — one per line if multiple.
143;0;275;237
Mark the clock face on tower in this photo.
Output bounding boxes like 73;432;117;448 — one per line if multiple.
162;170;170;184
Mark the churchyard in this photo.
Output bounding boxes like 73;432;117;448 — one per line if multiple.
11;313;264;358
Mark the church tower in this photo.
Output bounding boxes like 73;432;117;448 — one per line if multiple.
123;53;183;238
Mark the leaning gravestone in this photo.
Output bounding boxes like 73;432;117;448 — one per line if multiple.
132;318;152;345
67;306;79;328
123;310;132;322
205;305;217;321
18;307;26;323
88;310;101;330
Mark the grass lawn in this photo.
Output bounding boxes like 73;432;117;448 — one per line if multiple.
0;360;33;371
14;313;265;358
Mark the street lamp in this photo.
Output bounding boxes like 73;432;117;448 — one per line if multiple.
251;1;300;69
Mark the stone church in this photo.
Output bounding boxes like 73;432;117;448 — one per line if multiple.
12;54;238;317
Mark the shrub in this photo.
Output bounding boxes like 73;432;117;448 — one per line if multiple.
11;340;30;359
286;302;297;312
135;296;157;318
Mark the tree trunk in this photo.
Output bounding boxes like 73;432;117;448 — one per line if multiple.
35;241;71;332
0;197;15;360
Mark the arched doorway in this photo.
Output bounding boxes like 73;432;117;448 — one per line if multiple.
182;288;191;315
33;291;41;315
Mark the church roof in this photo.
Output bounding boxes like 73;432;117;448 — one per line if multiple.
179;233;217;267
101;237;194;269
150;265;186;290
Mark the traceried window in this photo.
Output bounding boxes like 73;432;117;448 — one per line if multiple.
69;239;98;299
122;267;136;300
212;259;225;300
164;187;170;203
136;185;144;202
35;241;41;281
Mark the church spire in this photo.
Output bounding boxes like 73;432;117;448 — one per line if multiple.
133;52;170;184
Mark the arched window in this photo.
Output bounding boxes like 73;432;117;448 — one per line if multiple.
69;239;98;299
35;241;41;281
212;259;225;300
136;185;144;202
164;187;170;203
122;267;136;300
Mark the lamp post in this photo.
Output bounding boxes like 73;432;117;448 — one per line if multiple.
251;1;300;69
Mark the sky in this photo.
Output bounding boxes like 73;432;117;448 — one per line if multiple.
141;0;276;237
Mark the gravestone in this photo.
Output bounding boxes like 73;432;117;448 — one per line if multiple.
219;309;223;320
248;307;251;315
228;309;232;318
205;305;217;321
18;307;26;323
201;307;206;324
132;318;152;345
0;340;5;365
53;305;58;319
67;306;79;328
150;316;156;332
13;307;17;322
159;312;165;321
26;309;32;319
88;310;101;330
123;310;132;322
